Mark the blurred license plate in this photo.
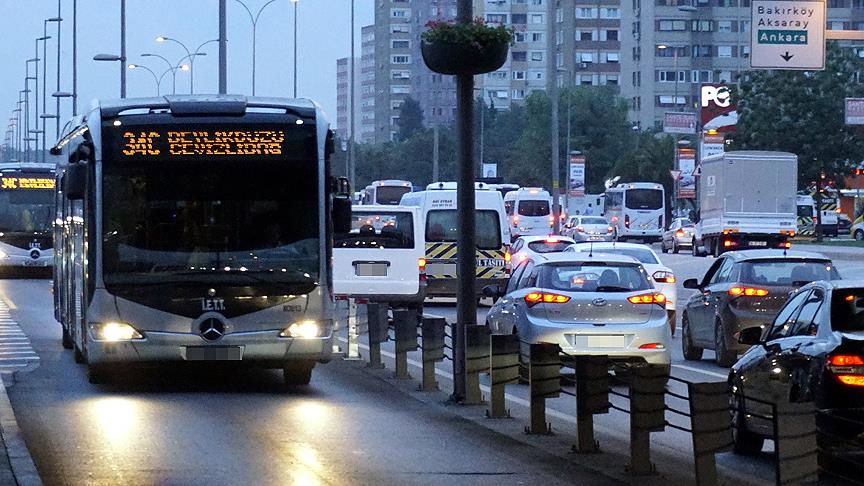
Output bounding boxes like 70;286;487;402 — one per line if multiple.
427;263;456;275
750;241;767;247
356;263;388;277
586;335;626;348
184;346;243;361
589;236;604;241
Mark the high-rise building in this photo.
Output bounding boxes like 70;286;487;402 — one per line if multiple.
336;57;361;143
374;0;414;142
360;25;377;143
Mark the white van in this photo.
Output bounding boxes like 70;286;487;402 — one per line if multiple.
401;183;509;298
504;187;553;241
359;180;413;205
333;205;425;306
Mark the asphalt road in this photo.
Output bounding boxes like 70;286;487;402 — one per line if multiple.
0;279;615;486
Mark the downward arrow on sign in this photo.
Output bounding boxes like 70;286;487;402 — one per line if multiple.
781;51;794;62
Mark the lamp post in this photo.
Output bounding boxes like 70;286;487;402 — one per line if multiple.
37;34;51;160
141;53;196;95
156;36;218;94
32;39;44;163
48;10;62;138
93;54;127;97
128;63;175;96
292;0;299;98
234;0;279;95
25;59;38;162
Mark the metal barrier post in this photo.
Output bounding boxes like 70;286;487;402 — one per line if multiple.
627;365;668;475
573;355;610;453
420;317;446;391
366;303;389;369
487;334;519;418
524;342;561;435
343;298;362;360
392;308;419;379
688;382;733;486
774;401;818;485
464;325;490;404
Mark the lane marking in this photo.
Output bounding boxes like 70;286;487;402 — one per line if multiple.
0;294;17;310
671;364;727;379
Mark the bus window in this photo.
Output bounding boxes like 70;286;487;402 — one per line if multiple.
375;186;411;205
625;189;662;210
425;210;502;249
517;200;550;216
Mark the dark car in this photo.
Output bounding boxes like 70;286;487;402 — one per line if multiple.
839;214;852;236
681;250;839;367
729;281;864;459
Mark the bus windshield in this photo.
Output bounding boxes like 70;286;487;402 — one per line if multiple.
625;189;663;210
101;122;320;293
0;182;54;233
375;186;411;205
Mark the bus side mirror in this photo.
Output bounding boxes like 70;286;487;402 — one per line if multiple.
64;164;86;200
333;196;352;233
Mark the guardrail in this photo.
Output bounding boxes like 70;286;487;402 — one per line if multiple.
339;307;860;485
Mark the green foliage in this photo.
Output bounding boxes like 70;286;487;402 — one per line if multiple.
733;42;864;188
397;97;424;141
421;18;514;47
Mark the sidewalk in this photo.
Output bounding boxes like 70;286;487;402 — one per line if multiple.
0;373;41;486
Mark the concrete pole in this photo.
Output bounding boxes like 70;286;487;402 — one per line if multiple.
34;40;40;163
219;0;228;94
42;22;48;153
452;0;475;403
120;0;127;98
56;0;62;134
432;125;440;182
348;0;355;185
73;0;78;115
548;0;560;233
293;0;299;98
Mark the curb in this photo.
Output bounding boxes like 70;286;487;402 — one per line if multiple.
0;373;41;486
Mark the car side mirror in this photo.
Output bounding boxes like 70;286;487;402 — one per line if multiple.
737;326;764;346
482;285;504;298
683;278;701;290
64;163;87;200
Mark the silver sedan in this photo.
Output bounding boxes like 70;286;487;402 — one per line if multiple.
562;215;613;242
661;218;694;254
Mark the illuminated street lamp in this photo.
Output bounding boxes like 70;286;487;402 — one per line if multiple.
155;36;217;94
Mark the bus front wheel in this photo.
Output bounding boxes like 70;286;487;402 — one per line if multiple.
61;325;73;350
87;363;109;385
283;361;315;386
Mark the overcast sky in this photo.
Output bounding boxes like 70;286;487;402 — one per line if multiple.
2;1;373;140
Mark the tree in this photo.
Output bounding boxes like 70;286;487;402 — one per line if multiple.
733;42;864;188
396;97;424;141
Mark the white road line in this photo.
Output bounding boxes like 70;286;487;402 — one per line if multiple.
671;364;727;379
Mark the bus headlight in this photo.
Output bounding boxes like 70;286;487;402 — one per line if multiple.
0;250;7;259
280;320;321;338
90;322;144;342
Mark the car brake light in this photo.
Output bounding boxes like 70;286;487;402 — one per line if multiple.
779;241;792;249
836;208;842;213
576;226;585;233
639;343;666;350
524;292;570;307
504;251;511;264
624;214;630;228
512;216;519;227
628;293;666;305
607;226;614;233
675;229;684;237
652;271;676;284
728;286;769;297
827;355;864;386
723;239;738;248
545;237;560;243
418;258;427;281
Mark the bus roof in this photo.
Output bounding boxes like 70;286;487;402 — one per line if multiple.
609;182;663;191
93;95;318;119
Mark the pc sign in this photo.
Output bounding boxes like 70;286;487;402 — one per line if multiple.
751;0;825;70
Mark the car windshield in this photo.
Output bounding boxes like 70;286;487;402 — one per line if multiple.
580;217;607;225
426;209;501;249
738;259;839;285
335;211;414;249
527;240;571;253
797;205;813;217
832;289;864;333
518;200;550;216
576;247;658;264
375;185;411;205
625;189;662;210
540;263;651;292
678;219;694;228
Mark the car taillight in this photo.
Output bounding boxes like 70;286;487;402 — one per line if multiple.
504;251;512;274
827;354;864;386
778;241;792;249
675;229;684;237
576;226;585;233
418;258;427;281
639;343;666;350
524;292;570;307
728;286;769;297
628;293;666;305
624;214;630;228
512;216;519;227
652;271;676;284
723;239;738;248
607;226;614;233
836;208;842;214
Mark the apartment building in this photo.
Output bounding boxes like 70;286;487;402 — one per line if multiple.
336;57;361;143
360;25;376;143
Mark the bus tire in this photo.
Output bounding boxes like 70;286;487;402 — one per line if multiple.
73;342;86;364
61;326;73;350
283;362;314;386
87;363;109;385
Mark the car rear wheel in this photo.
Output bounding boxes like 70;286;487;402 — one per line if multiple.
672;240;680;254
661;240;668;253
856;229;864;241
681;313;703;361
714;322;737;368
731;393;765;455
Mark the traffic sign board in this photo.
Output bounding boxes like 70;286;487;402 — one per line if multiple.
692;165;702;177
669;169;682;180
750;0;825;70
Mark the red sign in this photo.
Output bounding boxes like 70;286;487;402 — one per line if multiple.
700;84;737;133
663;112;697;135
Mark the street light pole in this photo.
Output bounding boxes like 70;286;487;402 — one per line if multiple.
548;0;560;233
128;64;163;96
219;0;228;94
348;0;355;185
235;0;279;96
54;0;63;134
292;0;299;98
156;37;216;94
120;0;127;98
33;40;41;163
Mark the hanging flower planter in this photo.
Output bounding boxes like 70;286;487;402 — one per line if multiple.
421;19;513;76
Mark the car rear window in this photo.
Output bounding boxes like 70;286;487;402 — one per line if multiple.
832;290;864;333
540;263;651;292
426;210;502;249
737;259;839;286
580;217;607;225
518;200;550;217
335;212;415;249
577;247;658;264
528;241;571;253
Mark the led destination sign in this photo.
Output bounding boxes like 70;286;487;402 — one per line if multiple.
120;129;288;158
0;176;55;191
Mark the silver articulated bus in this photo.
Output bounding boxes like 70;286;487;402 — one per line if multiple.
0;162;55;272
51;95;351;385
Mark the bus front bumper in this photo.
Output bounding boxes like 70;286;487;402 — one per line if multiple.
0;253;52;268
87;330;334;367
